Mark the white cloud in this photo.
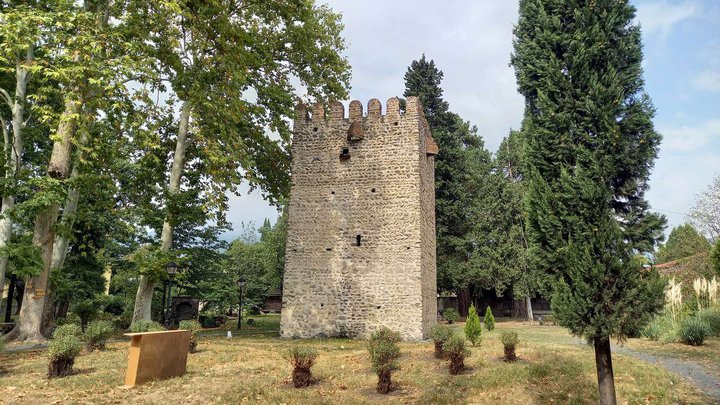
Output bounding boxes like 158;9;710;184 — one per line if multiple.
660;119;720;153
691;70;720;93
636;0;696;37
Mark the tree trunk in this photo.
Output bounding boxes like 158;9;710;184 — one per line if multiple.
0;46;32;319
594;336;617;405
457;286;472;317
525;295;534;322
132;101;191;323
376;370;392;394
6;90;78;342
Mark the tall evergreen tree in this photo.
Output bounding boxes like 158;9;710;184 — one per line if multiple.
656;224;711;263
403;55;493;316
512;1;666;403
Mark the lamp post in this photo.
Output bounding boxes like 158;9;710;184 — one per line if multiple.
237;277;246;330
163;261;179;328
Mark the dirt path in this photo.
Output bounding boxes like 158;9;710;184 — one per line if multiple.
613;344;720;403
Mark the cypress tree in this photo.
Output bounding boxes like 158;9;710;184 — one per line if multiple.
403;55;493;316
511;1;666;403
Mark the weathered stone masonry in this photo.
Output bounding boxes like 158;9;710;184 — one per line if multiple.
280;97;438;341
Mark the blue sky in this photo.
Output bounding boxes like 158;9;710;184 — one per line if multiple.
223;0;720;241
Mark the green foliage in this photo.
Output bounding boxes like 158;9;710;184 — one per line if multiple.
48;335;82;361
442;308;459;324
442;333;470;375
403;55;496;300
711;240;720;277
656;224;711;263
678;317;711;346
368;327;401;374
84;320;114;350
0;233;43;279
500;331;519;347
284;346;318;370
484;306;495;331
696;308;720;337
512;0;666;343
72;299;98;331
130;320;165;333
53;324;82;339
500;331;520;362
179;320;202;352
641;315;672;341
464;304;482;346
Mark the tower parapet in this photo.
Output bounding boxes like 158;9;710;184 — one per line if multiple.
281;97;438;341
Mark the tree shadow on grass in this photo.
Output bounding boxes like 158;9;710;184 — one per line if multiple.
526;351;597;404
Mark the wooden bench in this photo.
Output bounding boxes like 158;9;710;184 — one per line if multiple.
124;330;191;386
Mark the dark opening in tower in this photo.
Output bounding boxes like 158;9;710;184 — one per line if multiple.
356;235;362;246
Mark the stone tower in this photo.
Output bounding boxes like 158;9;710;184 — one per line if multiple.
280;97;438;341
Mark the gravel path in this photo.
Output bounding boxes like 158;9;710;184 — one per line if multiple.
613;344;720;403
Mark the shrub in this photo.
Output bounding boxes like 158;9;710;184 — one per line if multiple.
48;330;82;378
179;320;202;352
484;306;495;331
430;325;453;359
368;327;401;394
130;319;165;333
283;346;318;388
678;317;711;346
697;308;720;337
73;299;98;332
99;295;126;316
443;333;470;375
85;320;115;350
53;323;82;339
464;304;482;346
642;315;673;341
442;308;459;324
500;331;519;362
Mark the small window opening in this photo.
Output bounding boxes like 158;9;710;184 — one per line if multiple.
371;188;376;193
376;305;382;309
331;191;335;195
325;247;332;251
320;303;324;308
356;235;362;246
393;121;399;126
313;127;318;132
339;147;350;160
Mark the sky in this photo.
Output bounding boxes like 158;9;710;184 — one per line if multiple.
223;0;720;241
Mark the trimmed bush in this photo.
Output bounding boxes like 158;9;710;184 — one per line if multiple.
697;308;720;337
368;327;401;394
484;306;495;331
73;299;98;332
678;317;711;346
443;333;470;375
53;323;82;339
179;320;202;352
500;331;519;362
464;304;482;346
48;329;82;378
85;320;115;351
442;308;459;324
129;319;165;333
430;325;453;359
283;346;318;388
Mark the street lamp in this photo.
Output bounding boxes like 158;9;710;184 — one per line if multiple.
237;277;246;330
162;261;180;328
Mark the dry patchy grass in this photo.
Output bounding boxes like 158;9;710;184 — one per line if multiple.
0;317;711;404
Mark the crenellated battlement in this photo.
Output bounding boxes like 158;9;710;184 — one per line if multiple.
294;96;425;127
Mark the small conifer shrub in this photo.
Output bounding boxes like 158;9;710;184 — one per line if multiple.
430;325;453;358
484;306;495;331
368;327;401;394
283;346;318;388
464;304;482;346
48;329;82;378
442;308;459;324
53;323;82;339
85;320;115;351
179;320;203;352
443;334;470;375
500;330;519;362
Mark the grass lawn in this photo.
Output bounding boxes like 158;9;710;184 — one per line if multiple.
0;315;712;404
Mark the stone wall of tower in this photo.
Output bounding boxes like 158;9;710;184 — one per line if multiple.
280;97;437;341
